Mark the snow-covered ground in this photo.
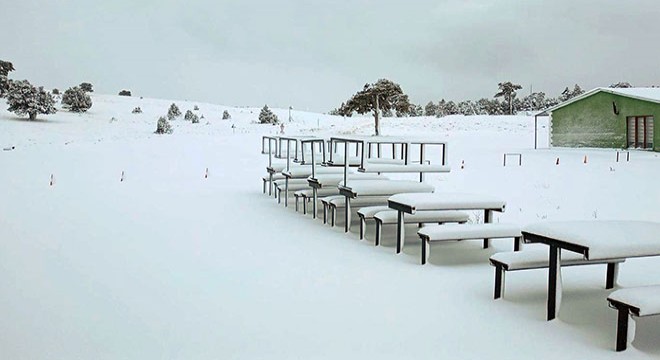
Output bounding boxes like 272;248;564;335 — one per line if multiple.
0;94;658;359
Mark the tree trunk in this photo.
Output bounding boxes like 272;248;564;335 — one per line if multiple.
374;95;380;136
29;111;36;121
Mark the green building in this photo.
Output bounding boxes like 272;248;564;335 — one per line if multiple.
542;88;659;151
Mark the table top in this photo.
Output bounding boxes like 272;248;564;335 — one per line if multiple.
522;221;660;261
388;192;507;214
339;180;434;197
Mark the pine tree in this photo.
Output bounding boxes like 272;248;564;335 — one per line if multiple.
610;82;632;88
155;116;173;134
222;110;231;120
167;103;181;120
118;90;132;96
258;105;278;124
184;109;199;122
132;106;142;114
79;82;93;92
341;79;411;135
572;84;584;97
6;80;57;120
0;60;15;98
62;86;92;112
495;82;523;115
424;101;437;116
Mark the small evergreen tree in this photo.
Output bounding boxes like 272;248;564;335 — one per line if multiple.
184;109;199;122
495;82;523;115
118;89;132;96
0;60;15;98
610;82;632;88
132;106;142;114
258;105;279;124
6;80;57;120
79;82;93;92
52;88;60;95
424;101;437;116
193;105;199;110
155;116;173;134
222;110;231;120
62;86;92;112
167;103;181;120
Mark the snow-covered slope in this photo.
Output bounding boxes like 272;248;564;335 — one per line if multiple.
0;94;658;359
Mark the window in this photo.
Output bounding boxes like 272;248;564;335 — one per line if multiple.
626;116;654;149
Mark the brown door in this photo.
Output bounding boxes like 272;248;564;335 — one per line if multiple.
627;116;654;149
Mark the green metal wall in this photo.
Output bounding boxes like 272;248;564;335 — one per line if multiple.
551;92;659;151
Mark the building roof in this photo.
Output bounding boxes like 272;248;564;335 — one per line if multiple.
537;87;660;116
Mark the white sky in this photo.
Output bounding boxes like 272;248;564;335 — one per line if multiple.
2;0;660;112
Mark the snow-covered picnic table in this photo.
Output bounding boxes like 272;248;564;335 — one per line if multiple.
521;221;660;321
387;192;507;253
305;173;387;218
338;180;435;233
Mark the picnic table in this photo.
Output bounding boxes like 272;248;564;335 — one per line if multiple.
387;192;507;253
522;220;660;321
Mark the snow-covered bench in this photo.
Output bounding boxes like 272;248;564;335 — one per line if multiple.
417;224;522;265
358;163;451;173
374;210;469;246
607;286;660;351
294;188;339;213
490;249;624;300
357;206;391;240
320;195;390;227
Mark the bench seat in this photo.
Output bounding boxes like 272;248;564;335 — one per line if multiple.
320;195;390;226
357;206;391;240
374;210;469;246
417;223;522;264
607;285;660;351
294;188;339;213
490;249;625;299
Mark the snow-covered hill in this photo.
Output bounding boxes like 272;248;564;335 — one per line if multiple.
0;94;658;359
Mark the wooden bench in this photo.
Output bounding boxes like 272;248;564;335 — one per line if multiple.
294;188;339;213
490;249;625;299
357;206;391;240
320;195;390;226
374;210;469;246
417;224;522;265
607;285;660;351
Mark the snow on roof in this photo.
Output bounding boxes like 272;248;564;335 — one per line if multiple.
539;87;660;115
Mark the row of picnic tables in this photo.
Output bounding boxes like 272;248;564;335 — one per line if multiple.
261;134;660;352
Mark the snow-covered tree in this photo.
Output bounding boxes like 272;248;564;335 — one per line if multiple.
79;82;93;92
436;99;448;117
155;116;173;134
52;88;60;95
222;110;231;120
132;106;142;114
184;109;199;122
495;81;523;115
118;89;131;96
408;104;424;117
341;79;411;135
0;59;15;98
424;101;437;116
258;105;279;124
610;82;632;88
167;103;181;120
62;86;92;112
572;84;585;97
6;80;56;120
193;105;199;110
521;92;548;112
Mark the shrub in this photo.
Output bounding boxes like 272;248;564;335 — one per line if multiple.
258;105;278;124
118;90;132;96
167;103;181;120
79;82;93;92
222;110;231;120
132;106;142;114
193;105;199;110
62;86;92;112
52;88;60;95
155;116;173;134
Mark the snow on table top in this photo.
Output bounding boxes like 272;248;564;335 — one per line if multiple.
283;166;348;177
340;180;434;196
522;221;660;261
375;210;469;224
309;173;386;187
359;163;451;173
388;192;506;212
608;285;660;316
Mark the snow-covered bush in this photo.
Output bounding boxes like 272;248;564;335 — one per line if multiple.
132;106;142;114
184;109;197;121
167;103;181;120
6;80;57;120
192;115;200;124
79;82;93;92
61;86;92;112
155;116;173;134
193;105;199;110
258;105;278;124
52;88;60;95
118;90;132;96
222;110;231;120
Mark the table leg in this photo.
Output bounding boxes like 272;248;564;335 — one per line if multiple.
284;178;289;207
396;211;405;254
269;173;273;196
312;188;318;219
547;244;562;321
483;209;491;249
344;196;351;233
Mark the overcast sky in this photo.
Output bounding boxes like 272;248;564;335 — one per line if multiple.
2;0;660;112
